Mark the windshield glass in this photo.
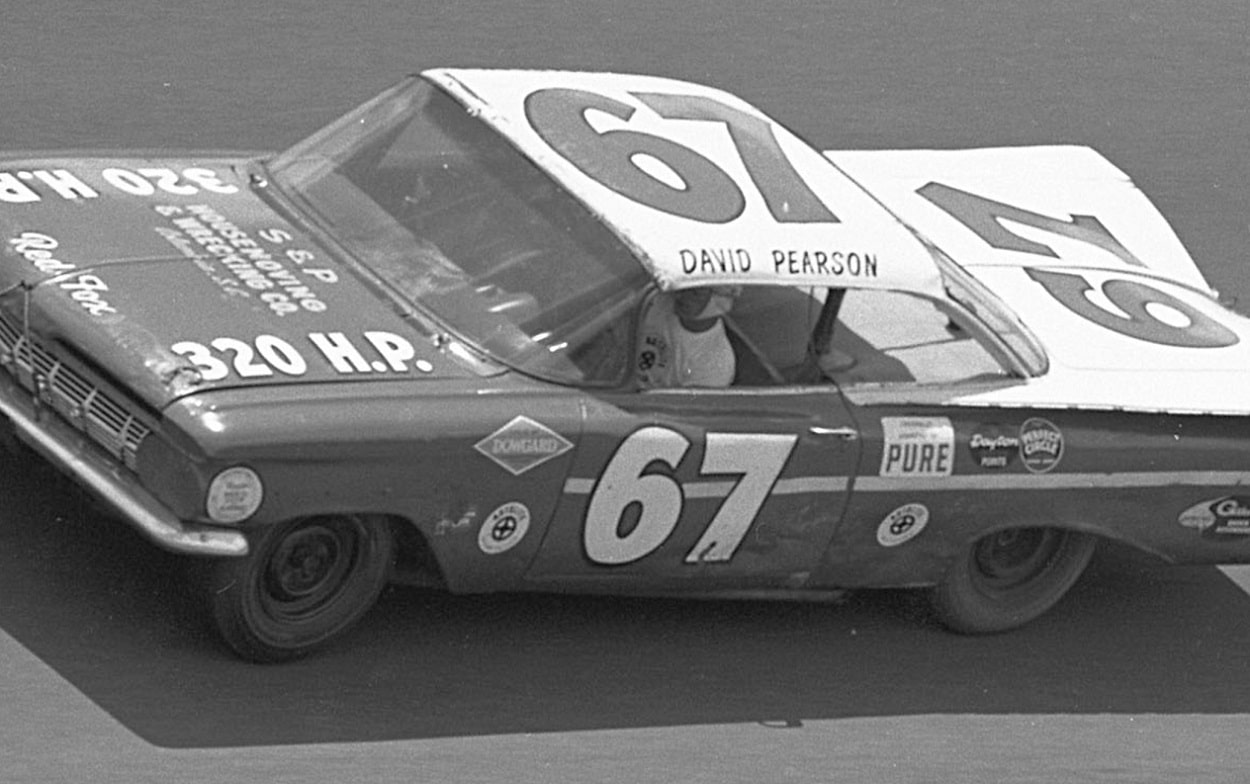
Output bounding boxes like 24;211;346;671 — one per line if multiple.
268;76;648;385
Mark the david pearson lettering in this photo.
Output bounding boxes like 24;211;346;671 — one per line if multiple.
772;250;878;278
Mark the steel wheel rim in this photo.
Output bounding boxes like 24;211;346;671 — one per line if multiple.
260;520;360;620
971;528;1062;592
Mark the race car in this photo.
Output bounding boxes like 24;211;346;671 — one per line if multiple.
3;69;1249;662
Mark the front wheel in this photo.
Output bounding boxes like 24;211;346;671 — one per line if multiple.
929;527;1096;634
207;514;394;662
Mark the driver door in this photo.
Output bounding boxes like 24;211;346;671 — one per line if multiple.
526;384;862;591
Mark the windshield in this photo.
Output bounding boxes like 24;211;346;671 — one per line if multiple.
268;76;648;385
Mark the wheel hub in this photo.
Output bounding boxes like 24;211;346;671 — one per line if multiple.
263;522;356;612
973;528;1059;588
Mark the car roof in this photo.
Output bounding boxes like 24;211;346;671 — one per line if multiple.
425;68;945;299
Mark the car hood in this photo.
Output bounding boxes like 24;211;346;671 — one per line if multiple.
0;153;475;409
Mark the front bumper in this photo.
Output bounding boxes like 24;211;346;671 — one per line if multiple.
0;369;248;557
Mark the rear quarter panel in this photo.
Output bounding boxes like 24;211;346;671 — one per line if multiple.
815;401;1250;589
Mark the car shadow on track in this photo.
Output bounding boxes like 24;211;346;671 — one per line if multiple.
3;457;1249;749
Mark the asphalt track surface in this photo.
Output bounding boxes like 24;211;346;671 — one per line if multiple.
2;1;1249;782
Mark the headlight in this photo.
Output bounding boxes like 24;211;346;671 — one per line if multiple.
206;466;264;524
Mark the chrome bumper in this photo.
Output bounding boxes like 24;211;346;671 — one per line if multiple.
0;371;248;557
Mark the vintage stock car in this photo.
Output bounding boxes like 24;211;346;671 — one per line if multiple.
3;69;1250;661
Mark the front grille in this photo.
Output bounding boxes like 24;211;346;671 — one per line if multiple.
0;313;150;469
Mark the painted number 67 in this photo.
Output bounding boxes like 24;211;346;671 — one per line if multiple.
584;427;796;565
525;88;836;225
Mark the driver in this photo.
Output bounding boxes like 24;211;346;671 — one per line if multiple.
637;286;740;388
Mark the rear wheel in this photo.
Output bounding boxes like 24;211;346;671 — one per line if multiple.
929;527;1096;634
208;514;394;662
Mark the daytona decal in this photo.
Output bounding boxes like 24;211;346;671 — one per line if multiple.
582;427;797;565
478;502;531;554
877;503;929;547
879;417;954;477
474;415;574;476
170;331;424;381
968;426;1020;470
0;166;238;203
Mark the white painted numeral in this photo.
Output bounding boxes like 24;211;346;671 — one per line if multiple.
584;427;690;565
170;340;229;381
211;337;274;377
100;166;239;197
138;168;198;195
583;427;796;566
684;432;796;563
171;335;307;381
182;167;239;194
256;334;308;375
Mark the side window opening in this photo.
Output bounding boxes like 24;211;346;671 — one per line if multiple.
726;285;824;383
635;284;829;390
823;289;1011;385
627;284;1015;392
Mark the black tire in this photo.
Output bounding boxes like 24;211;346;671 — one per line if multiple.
929;527;1096;634
0;414;31;467
208;514;394;662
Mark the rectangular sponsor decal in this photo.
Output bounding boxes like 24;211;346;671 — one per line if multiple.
879;416;954;478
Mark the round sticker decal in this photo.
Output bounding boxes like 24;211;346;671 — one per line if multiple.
877;503;929;547
968;426;1020;470
478;502;531;555
1019;418;1064;474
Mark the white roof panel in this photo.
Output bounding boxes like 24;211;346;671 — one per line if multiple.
426;68;944;297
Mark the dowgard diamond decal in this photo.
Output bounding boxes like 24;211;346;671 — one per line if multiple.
474;415;574;476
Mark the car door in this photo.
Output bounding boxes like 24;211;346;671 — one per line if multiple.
808;287;1037;587
525;384;861;590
